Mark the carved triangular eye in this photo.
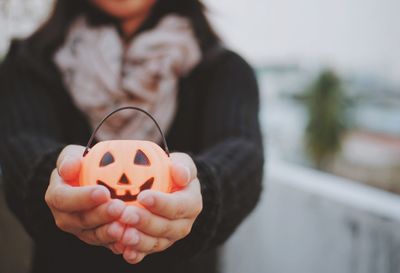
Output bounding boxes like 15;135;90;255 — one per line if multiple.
100;152;115;167
134;150;150;166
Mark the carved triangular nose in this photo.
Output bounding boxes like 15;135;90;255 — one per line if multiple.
118;173;131;185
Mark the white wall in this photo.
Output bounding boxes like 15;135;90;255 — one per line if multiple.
0;0;53;55
221;161;400;273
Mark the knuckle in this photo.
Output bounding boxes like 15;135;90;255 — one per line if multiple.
46;171;59;207
52;187;65;209
94;226;106;242
174;203;186;219
95;225;111;239
137;209;149;227
77;234;93;245
50;168;58;181
165;240;174;250
157;199;168;214
158;222;171;237
178;224;191;239
151;238;160;252
193;200;203;216
44;189;52;206
78;214;91;229
153;238;170;253
82;236;98;246
184;225;192;237
77;234;88;244
110;244;122;254
109;245;118;254
87;231;103;246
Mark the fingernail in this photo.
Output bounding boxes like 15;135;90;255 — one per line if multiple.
108;201;124;217
114;243;126;253
59;157;68;172
176;163;190;180
108;222;123;238
58;156;73;176
125;230;140;245
128;250;138;260
122;211;140;225
139;195;154;207
92;188;108;202
183;166;191;182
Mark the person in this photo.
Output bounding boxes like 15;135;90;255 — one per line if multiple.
0;0;264;272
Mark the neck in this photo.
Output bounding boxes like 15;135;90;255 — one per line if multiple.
120;13;150;39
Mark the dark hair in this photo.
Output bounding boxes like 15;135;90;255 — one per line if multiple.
27;0;219;59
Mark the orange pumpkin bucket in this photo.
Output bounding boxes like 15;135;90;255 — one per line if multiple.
79;107;172;205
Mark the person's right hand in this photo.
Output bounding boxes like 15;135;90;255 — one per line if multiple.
45;145;126;249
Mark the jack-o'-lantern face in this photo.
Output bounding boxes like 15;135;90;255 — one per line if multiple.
79;140;171;205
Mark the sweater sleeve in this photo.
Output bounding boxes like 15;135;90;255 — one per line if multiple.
0;52;66;239
160;51;264;261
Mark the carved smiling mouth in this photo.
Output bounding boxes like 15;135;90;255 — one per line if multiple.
97;177;154;202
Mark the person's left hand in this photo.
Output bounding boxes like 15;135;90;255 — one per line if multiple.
108;152;203;264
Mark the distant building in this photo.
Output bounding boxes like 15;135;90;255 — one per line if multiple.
333;131;400;192
256;65;400;192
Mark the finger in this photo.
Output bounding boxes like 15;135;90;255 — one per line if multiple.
170;153;197;187
46;170;110;212
76;199;125;229
57;145;85;182
51;200;124;234
112;242;126;254
120;205;192;239
52;210;84;234
138;179;202;220
121;227;171;253
170;163;191;188
123;248;146;264
79;221;124;246
108;244;120;254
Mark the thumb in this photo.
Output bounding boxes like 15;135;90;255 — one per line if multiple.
57;145;85;182
171;163;191;188
170;152;197;188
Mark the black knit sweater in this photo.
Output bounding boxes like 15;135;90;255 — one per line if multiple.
0;40;264;273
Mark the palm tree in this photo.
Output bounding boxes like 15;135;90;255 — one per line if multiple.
305;69;347;170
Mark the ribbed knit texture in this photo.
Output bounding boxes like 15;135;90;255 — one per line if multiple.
0;40;264;273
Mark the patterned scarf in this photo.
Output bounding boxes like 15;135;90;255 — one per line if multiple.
54;15;201;142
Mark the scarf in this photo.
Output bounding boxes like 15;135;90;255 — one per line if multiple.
54;15;201;142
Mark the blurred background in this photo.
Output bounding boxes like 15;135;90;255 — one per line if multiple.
1;0;400;272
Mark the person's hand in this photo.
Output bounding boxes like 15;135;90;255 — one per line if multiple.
45;145;126;249
110;152;203;264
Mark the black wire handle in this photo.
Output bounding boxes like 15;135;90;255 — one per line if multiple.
83;106;170;157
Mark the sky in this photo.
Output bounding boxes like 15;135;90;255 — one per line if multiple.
203;0;400;82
